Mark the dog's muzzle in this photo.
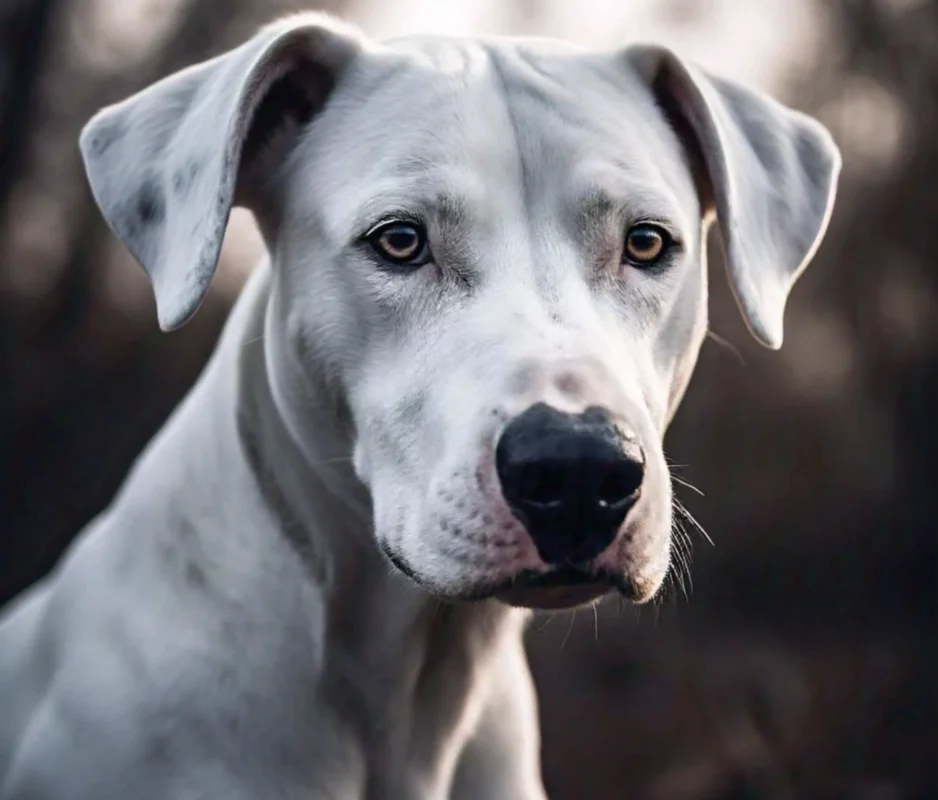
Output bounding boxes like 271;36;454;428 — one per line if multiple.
495;403;645;566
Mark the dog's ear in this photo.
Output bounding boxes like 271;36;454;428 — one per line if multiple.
79;13;366;331
627;45;841;349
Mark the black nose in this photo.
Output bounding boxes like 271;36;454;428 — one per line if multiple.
495;403;644;565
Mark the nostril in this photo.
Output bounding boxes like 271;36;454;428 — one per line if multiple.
597;459;644;508
517;462;565;508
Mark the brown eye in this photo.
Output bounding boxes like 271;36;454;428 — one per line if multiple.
367;221;431;268
623;223;670;267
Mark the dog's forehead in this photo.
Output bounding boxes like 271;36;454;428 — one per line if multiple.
298;35;696;236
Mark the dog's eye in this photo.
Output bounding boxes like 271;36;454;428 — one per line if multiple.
366;221;431;268
623;223;671;267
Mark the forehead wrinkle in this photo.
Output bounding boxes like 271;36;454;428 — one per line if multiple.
486;50;691;232
495;46;604;136
483;48;547;286
500;47;699;229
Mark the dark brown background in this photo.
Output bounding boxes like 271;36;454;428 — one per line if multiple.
1;1;935;797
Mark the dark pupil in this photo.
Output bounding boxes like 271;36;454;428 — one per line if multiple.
385;227;417;254
630;231;658;252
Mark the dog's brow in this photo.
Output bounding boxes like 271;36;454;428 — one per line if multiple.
577;188;618;227
351;190;472;235
572;183;685;236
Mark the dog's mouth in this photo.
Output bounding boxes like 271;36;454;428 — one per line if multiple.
491;566;629;610
381;546;637;610
386;550;630;610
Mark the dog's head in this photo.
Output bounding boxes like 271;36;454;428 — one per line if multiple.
80;14;840;609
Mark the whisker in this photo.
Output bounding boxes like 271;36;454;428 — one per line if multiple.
667;525;684;600
560;610;578;650
533;612;556;632
671;474;705;497
674;521;694;596
661;504;697;610
674;497;714;547
672;566;688;602
669;522;690;602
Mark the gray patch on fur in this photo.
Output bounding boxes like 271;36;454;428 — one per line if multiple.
136;178;165;226
171;158;203;197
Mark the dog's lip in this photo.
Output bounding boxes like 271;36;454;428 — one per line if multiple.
380;544;637;609
492;566;629;610
496;582;610;610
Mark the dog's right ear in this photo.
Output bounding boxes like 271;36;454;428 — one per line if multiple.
79;13;366;331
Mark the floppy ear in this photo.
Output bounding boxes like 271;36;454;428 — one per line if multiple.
627;45;841;349
79;13;366;331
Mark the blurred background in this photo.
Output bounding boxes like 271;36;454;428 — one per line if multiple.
0;0;935;797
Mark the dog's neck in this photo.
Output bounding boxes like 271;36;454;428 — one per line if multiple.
217;263;522;759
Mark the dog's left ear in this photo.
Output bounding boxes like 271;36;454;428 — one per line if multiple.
79;13;367;331
627;46;841;349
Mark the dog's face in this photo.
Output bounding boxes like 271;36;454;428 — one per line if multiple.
79;15;840;609
273;41;708;606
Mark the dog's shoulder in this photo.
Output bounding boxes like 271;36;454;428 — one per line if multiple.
0;512;303;799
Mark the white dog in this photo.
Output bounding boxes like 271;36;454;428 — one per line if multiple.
0;12;839;799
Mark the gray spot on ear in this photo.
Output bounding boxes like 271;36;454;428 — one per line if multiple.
185;560;207;589
136;178;165;226
87;118;122;157
171;158;203;196
143;733;170;765
176;516;196;540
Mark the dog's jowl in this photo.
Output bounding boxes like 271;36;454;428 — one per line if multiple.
0;12;839;800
